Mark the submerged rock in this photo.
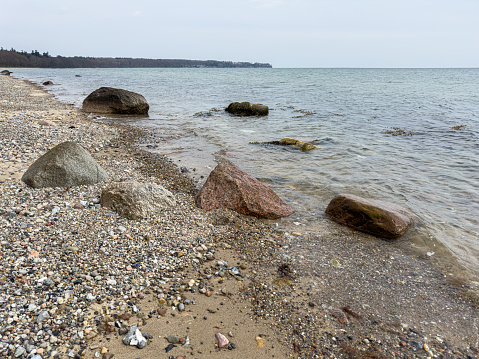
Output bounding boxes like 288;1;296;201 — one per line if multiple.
43;81;54;86
196;161;293;219
252;137;319;151
21;141;108;188
325;194;413;239
82;87;149;115
226;102;269;116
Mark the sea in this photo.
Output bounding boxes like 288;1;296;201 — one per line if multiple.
12;68;479;283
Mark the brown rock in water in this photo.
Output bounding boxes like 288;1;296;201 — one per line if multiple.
196;161;293;219
225;102;269;116
325;194;412;239
82;87;149;115
43;81;53;86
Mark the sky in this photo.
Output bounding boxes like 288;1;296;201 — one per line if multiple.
2;0;479;68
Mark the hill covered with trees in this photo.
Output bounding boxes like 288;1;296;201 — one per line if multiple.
0;48;272;68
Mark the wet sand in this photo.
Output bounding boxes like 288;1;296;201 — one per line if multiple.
1;74;478;359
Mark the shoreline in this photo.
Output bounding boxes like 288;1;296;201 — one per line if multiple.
1;75;479;358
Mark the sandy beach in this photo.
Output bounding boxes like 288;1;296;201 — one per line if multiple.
1;74;479;359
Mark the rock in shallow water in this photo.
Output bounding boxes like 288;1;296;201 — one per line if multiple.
82;87;149;115
325;193;413;239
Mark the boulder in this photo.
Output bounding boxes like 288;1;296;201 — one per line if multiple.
325;194;413;239
196;161;293;219
101;181;176;220
43;81;53;86
82;87;149;115
226;102;269;116
21;142;108;188
1;70;12;76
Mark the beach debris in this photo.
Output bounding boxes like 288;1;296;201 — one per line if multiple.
255;335;266;348
196;161;293;219
215;332;230;348
122;326;147;349
21;141;108;188
165;343;177;353
83;86;149;115
325;193;413;239
330;309;349;324
225;101;269;116
101;181;176;220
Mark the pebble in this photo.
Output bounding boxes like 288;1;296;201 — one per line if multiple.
215;333;229;348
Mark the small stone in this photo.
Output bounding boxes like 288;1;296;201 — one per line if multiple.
215;333;229;348
101;347;108;354
14;346;26;358
167;335;180;344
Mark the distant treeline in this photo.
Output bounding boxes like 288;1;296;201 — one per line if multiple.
0;48;272;68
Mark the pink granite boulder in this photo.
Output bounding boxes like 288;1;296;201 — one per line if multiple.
325;194;413;239
195;161;293;219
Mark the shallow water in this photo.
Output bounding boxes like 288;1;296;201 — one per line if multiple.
13;68;479;281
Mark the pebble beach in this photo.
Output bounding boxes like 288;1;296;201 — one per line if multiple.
1;74;479;359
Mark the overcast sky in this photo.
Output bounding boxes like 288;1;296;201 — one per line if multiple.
2;0;478;68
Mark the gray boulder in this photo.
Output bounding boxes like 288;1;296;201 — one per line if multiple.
226;102;269;116
22;142;108;188
82;87;149;115
101;181;176;220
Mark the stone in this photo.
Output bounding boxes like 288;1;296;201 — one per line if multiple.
101;181;176;220
14;346;26;358
215;333;229;348
122;326;147;349
1;70;12;75
167;334;180;344
82;87;149;115
325;194;413;239
36;310;50;323
43;81;54;86
225;102;269;116
38;119;56;126
21;141;108;188
196;161;293;219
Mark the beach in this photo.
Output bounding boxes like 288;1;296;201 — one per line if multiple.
1;74;479;359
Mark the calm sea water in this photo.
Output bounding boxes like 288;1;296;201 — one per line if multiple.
13;68;479;281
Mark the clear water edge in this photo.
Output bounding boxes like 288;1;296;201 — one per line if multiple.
11;68;479;286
